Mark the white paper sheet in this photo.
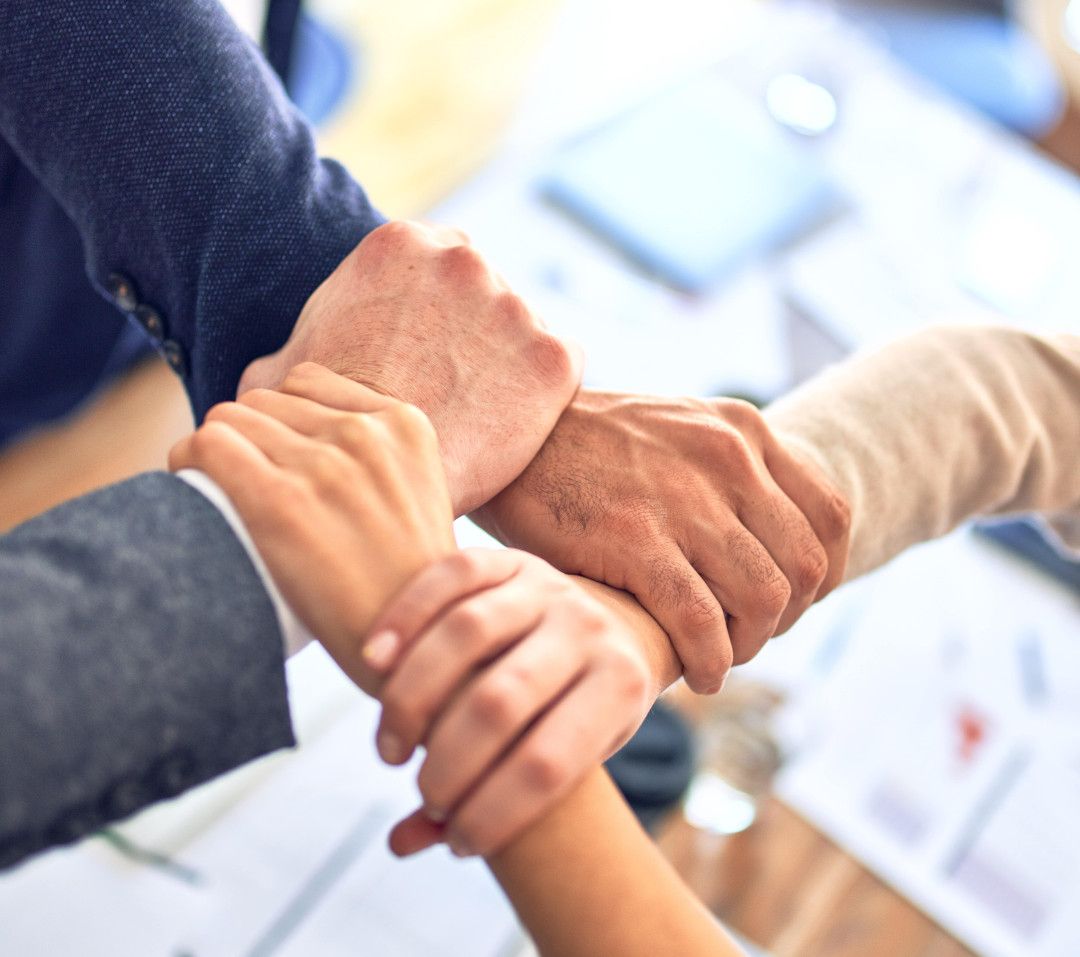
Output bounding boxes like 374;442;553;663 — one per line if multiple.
774;534;1080;957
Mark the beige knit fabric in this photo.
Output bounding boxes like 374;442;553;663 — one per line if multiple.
765;326;1080;581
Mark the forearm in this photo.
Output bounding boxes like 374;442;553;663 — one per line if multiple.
487;769;745;957
766;326;1080;580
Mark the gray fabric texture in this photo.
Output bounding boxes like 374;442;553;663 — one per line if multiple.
0;473;294;871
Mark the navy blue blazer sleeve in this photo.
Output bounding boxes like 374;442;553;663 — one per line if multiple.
0;473;295;871
0;1;385;419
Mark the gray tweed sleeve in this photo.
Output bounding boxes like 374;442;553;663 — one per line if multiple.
0;472;295;870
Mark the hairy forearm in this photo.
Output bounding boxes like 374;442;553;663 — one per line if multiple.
487;769;745;957
766;326;1080;579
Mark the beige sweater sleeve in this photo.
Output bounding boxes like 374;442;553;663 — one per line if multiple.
764;325;1080;581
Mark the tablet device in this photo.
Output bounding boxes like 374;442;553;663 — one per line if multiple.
542;74;838;292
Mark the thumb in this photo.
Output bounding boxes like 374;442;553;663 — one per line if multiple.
388;808;444;857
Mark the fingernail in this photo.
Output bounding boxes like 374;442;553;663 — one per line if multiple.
446;831;473;858
425;806;447;824
378;730;408;764
363;630;400;671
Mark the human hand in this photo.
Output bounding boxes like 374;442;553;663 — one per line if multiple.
362;548;655;858
238;221;584;516
169;363;456;693
472;391;851;694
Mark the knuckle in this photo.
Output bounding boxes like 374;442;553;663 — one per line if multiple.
718;397;766;435
370;219;414;247
519;745;568;794
446;604;488;643
492;289;530;326
760;572;792;619
710;425;755;471
469;674;521;729
574;600;610;638
682;587;725;631
609;500;657;540
440;242;486;281
448;548;492;583
202;403;234;424
354;222;414;270
389;401;437;444
281;362;325;391
672;596;733;695
821;487;852;542
793;542;829;594
334;414;372;451
381;219;414;237
267;478;303;517
190;420;231;456
526;330;574;387
308;445;353;487
237;387;278;408
446;549;521;591
687;644;733;696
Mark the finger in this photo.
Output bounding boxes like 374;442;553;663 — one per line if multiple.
388;809;444;858
171;421;283;522
414;619;584;820
167;432;198;473
203;402;315;469
375;576;550;766
443;668;638;858
764;438;852;603
363;548;524;673
624;546;733;695
698;522;789;667
735;477;827;636
277;362;395;413
238;387;349;438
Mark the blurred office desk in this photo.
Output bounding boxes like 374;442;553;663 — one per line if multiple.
657;798;975;957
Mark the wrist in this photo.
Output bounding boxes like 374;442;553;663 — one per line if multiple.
572;577;682;694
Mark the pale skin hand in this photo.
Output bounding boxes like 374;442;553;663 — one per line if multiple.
472;390;852;694
362;548;660;859
238;220;584;516
168;363;456;694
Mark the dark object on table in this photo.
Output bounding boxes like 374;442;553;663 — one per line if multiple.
606;701;696;833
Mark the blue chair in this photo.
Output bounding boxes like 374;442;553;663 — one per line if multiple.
288;11;358;127
839;0;1065;137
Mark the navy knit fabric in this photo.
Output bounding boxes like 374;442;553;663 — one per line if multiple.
0;0;384;425
0;148;140;444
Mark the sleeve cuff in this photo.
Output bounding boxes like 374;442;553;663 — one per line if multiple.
176;468;315;658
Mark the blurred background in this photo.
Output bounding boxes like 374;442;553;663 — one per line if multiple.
1;0;1078;955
